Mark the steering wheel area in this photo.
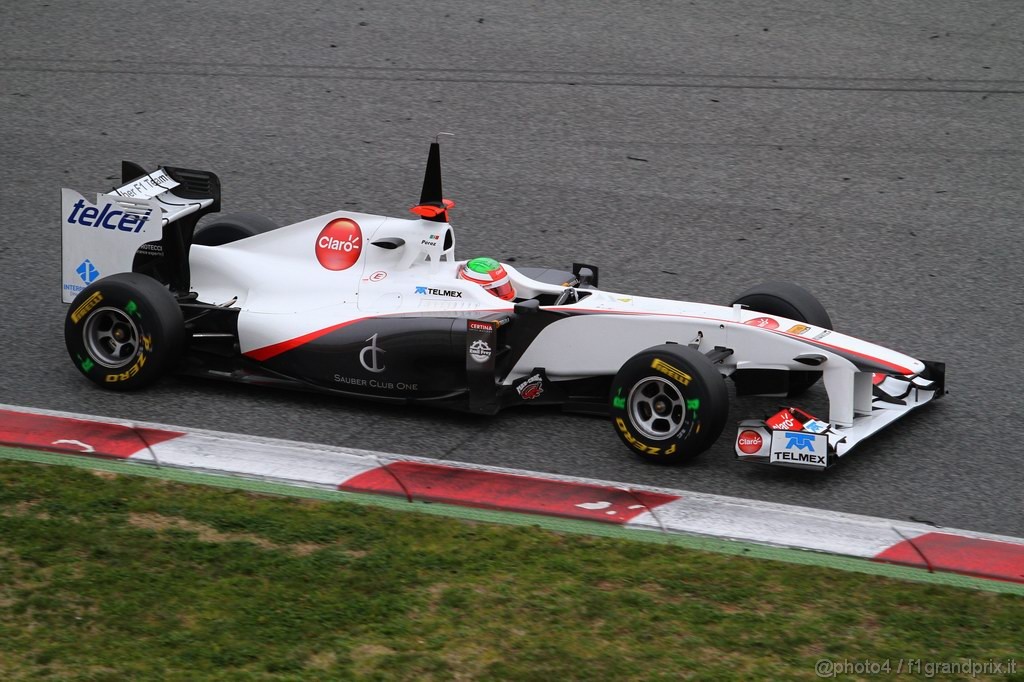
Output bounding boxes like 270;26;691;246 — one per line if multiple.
552;287;579;307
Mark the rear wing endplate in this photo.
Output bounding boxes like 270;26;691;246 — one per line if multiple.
61;163;220;302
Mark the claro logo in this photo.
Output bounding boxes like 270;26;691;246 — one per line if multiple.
736;430;763;454
315;218;362;271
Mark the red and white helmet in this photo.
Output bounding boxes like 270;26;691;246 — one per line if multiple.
458;257;516;300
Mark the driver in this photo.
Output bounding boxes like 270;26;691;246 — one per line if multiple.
458;257;516;300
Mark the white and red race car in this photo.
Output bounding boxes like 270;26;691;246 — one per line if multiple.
60;140;945;470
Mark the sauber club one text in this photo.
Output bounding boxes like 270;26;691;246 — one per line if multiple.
333;375;418;391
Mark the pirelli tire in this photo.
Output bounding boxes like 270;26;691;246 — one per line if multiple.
193;212;278;246
731;281;834;397
610;344;729;464
64;273;185;391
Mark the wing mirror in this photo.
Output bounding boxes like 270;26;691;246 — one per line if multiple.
572;263;599;288
514;299;540;315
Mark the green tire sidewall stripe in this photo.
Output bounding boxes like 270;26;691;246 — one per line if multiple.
1;444;1021;596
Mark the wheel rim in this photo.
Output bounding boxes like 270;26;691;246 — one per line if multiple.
83;307;141;368
627;377;686;440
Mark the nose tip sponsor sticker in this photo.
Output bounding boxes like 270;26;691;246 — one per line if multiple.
736;429;763;454
769;430;828;467
315;218;362;270
766;408;802;431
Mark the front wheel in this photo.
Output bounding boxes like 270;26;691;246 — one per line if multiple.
64;273;185;391
731;281;833;397
610;344;729;464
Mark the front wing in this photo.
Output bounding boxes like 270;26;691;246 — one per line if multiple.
734;362;946;470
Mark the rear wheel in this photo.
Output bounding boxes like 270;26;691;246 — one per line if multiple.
610;344;729;464
64;273;185;391
193;212;278;246
731;281;833;396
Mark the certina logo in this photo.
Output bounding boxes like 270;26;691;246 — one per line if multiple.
736;430;763;454
359;333;385;373
76;259;99;285
468;339;491;363
315;218;362;271
67;199;151;233
415;286;463;298
516;373;544;400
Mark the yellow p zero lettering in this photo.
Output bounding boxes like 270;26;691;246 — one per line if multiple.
141;334;153;352
103;352;146;383
615;417;629;434
71;292;103;324
615;418;662;455
650;358;691;386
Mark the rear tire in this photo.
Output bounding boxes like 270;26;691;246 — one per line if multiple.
193;212;278;246
610;344;729;464
731;281;833;396
64;273;185;391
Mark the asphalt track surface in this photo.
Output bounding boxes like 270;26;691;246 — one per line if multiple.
2;2;1022;536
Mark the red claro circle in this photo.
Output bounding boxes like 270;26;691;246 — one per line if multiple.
315;218;362;271
737;430;763;454
744;317;779;330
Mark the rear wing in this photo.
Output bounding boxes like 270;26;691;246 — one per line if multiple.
61;163;220;302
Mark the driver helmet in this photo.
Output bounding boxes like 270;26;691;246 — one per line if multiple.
458;257;516;300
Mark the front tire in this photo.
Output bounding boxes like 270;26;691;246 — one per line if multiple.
731;281;833;397
64;273;185;391
610;344;729;464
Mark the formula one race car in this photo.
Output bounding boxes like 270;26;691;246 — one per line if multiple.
60;140;945;470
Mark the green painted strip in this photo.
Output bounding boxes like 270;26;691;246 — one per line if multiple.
2;444;1021;596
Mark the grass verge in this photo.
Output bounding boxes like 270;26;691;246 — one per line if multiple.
1;457;1022;681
